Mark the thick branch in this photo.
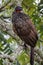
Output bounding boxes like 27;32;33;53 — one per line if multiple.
0;54;13;62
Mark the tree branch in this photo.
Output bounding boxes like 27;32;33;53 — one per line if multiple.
0;45;23;62
0;0;11;12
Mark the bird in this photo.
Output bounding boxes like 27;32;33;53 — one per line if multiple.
12;6;38;65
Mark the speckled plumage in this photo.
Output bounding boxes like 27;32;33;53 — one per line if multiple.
12;12;38;47
12;6;38;65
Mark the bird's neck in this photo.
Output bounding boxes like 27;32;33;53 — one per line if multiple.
15;10;21;13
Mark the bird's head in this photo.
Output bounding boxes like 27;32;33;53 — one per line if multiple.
15;6;22;13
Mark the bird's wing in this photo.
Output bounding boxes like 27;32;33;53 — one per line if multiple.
12;12;38;47
13;16;31;36
21;13;38;37
12;12;37;36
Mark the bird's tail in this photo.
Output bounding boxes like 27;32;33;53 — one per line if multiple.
30;47;34;65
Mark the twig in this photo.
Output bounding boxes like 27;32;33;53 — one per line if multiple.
0;16;10;19
0;0;11;11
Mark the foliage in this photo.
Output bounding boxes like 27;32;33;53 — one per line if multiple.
0;0;43;65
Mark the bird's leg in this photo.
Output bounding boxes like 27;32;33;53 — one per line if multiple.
23;43;29;55
23;43;27;51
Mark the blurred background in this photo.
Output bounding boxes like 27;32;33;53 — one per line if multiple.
0;0;43;65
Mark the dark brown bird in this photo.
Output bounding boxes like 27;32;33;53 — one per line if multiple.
12;6;38;65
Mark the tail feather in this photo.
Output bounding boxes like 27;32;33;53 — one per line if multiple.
30;47;34;65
